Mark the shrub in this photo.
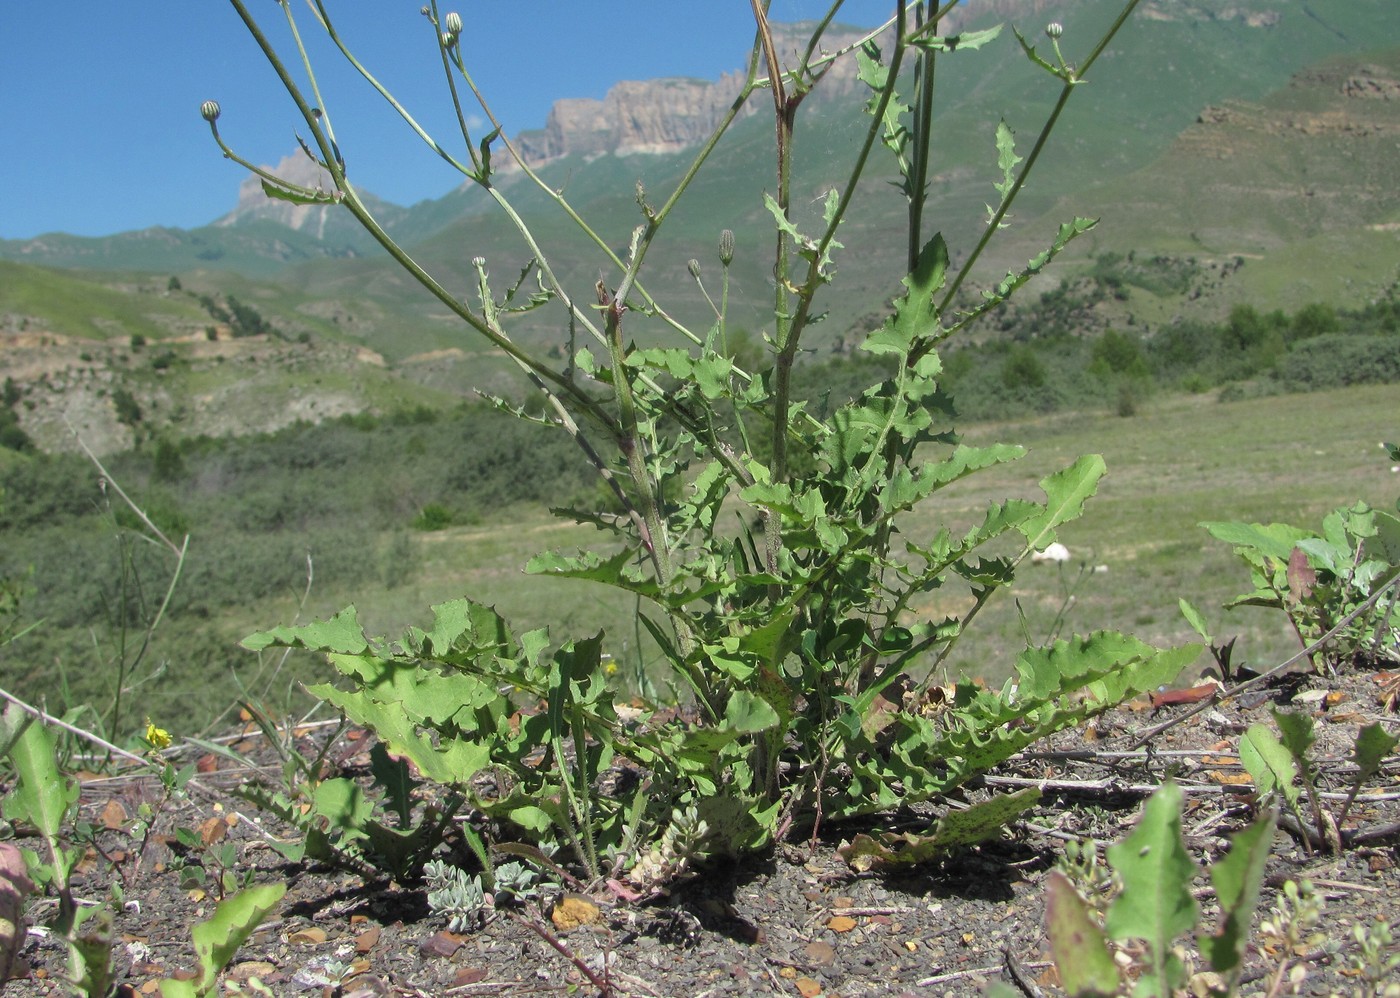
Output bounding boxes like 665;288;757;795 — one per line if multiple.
112;388;142;427
411;503;454;532
1273;333;1400;391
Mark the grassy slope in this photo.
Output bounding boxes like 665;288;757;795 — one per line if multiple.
931;383;1400;683
0;261;210;340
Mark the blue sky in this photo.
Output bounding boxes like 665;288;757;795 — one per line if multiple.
1;1;897;240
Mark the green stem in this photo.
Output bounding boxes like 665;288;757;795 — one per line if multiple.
601;287;672;587
937;0;1145;313
907;2;938;272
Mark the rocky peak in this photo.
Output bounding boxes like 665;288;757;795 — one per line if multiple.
507;22;880;169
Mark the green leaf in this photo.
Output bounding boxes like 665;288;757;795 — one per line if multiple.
241;605;369;655
525;549;659;599
1105;782;1197;998
1366;510;1400;566
259;179;337;206
723;690;780;734
761;193;841;276
992;118;1022;202
909;24;1003;53
309;778;374;843
861;234;948;357
188;883;286;993
1199;809;1275;979
1200;521;1314;563
0;703;33;767
369;742;418;828
1178;599;1212;643
1013;25;1071;80
1239;723;1299;810
984;987;1024;998
856;40;911;170
1018;455;1106;552
945;217;1096;339
1270;707;1315;771
308;682;492;787
1013;631;1196;706
412;597;514;660
1351;722;1400;785
1045;871;1119;998
4;719;78;843
840;787;1040;870
931;785;1041;852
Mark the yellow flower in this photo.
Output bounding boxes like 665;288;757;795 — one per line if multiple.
144;718;172;750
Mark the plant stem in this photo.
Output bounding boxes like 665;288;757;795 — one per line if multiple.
937;0;1145;314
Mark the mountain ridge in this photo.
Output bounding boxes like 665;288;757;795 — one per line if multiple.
1;1;1391;270
4;1;1400;453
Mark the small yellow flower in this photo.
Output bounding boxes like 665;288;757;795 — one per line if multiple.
144;718;172;750
604;662;619;677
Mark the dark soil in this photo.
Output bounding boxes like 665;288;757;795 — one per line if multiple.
8;660;1400;998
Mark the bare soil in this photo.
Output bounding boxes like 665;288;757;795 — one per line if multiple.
8;659;1400;998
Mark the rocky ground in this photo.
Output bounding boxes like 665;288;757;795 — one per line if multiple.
7;657;1400;998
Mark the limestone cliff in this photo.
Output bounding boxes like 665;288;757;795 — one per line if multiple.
507;22;878;168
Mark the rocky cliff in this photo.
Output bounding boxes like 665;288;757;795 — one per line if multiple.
508;22;879;168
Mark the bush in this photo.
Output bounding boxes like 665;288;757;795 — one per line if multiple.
1273;334;1400;391
112;388;143;427
411;503;454;532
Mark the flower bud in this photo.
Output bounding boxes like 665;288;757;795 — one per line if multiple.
687;259;702;280
420;6;430;15
200;100;222;123
1045;22;1064;39
441;31;456;48
719;229;735;266
444;12;463;34
472;256;486;269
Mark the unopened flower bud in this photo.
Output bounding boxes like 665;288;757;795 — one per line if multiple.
444;12;463;34
420;6;430;15
472;256;486;269
200;100;222;123
1046;22;1063;39
719;229;735;266
441;31;456;48
687;259;702;280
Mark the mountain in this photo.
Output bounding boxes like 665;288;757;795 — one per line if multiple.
508;22;873;166
3;0;1400;452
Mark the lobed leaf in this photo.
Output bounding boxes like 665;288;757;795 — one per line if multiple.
909;25;1003;54
1017;454;1106;552
839;787;1039;871
241;605;369;655
1351;722;1400;785
188;883;286;994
